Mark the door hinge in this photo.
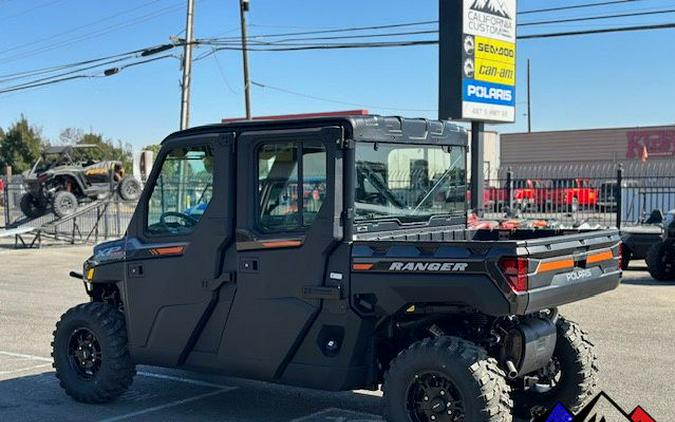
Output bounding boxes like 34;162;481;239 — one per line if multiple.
339;138;354;150
202;272;235;291
341;207;354;224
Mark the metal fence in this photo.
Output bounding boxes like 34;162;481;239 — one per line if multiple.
1;177;136;244
484;168;675;228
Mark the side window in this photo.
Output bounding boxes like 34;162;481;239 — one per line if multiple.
257;141;326;233
146;145;215;236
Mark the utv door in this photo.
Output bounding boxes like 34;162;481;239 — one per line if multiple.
217;126;342;380
123;133;236;366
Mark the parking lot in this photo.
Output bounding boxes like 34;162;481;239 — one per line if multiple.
1;243;673;421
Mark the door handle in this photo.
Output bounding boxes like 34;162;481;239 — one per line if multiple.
128;264;144;278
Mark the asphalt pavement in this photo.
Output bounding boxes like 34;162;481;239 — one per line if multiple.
0;243;673;421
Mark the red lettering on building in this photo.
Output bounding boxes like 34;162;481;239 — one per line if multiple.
626;130;675;159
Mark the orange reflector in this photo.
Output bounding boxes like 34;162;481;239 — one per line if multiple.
587;250;614;264
536;258;574;273
260;240;303;249
152;246;185;256
352;263;374;271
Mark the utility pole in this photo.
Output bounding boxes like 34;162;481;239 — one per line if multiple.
239;0;252;119
179;0;195;130
527;59;532;133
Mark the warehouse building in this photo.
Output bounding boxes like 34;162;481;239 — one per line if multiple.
498;124;675;178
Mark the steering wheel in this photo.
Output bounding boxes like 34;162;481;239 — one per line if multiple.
159;211;199;228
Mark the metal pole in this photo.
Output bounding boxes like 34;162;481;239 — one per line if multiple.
527;59;532;133
179;0;196;130
470;122;485;216
616;165;623;228
239;0;252;119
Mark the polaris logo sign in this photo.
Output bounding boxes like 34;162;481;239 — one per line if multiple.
388;262;469;272
439;0;517;123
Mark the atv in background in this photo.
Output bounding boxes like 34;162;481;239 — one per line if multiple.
20;144;142;218
646;209;675;281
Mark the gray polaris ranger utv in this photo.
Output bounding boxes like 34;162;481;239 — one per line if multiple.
53;115;621;421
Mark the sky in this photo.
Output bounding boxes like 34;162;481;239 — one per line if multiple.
1;0;675;149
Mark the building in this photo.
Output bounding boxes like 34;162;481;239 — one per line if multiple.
499;124;675;178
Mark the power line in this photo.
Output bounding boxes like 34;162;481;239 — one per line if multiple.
518;21;675;39
519;0;648;15
251;81;436;112
520;8;675;27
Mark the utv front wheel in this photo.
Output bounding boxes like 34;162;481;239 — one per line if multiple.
52;191;78;217
512;318;598;418
20;192;46;218
52;302;136;403
118;176;142;201
646;242;675;281
383;336;512;422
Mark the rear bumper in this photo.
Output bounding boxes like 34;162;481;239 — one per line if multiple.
524;269;621;314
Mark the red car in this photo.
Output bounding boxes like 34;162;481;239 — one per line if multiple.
543;178;599;211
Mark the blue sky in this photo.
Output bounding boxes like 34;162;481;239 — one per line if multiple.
1;0;674;148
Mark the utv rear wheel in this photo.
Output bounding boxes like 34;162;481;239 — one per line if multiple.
118;176;142;201
52;302;135;403
383;336;512;422
20;192;46;218
646;242;675;281
52;191;78;217
512;318;598;418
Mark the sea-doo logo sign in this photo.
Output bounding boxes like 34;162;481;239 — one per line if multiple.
465;0;516;42
388;262;469;272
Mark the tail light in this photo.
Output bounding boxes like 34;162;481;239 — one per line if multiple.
499;257;529;292
618;242;624;268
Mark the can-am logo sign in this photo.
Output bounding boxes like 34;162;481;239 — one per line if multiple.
465;0;516;42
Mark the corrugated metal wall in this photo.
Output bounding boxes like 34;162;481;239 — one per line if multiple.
499;125;675;178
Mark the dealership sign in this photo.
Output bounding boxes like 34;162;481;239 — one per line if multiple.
439;0;517;123
626;129;675;159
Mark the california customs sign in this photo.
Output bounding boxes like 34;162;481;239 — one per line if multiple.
439;0;517;123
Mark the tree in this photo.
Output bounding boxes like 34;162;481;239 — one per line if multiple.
0;116;45;174
59;128;133;172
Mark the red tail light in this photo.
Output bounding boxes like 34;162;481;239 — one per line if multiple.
499;257;529;292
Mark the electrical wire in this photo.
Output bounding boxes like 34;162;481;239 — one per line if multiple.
519;0;648;15
520;8;675;27
251;81;436;112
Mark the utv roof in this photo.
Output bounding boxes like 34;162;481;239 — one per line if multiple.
165;115;468;147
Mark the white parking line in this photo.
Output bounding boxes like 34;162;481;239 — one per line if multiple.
0;351;235;389
98;388;234;422
0;363;52;375
288;407;382;422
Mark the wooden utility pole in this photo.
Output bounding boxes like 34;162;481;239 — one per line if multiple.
179;0;196;130
239;0;252;119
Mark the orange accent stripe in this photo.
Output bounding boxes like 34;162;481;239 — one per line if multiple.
260;240;303;249
587;250;614;264
537;258;574;273
352;263;374;271
153;246;185;256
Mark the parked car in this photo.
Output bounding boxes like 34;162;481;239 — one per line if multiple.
544;178;599;212
20;145;142;218
597;180;639;212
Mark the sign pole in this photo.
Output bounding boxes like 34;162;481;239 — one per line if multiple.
470;121;485;216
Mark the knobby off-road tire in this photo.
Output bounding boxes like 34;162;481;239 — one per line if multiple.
52;190;78;218
52;302;136;403
512;318;598;418
383;336;513;422
20;192;46;219
646;241;675;281
118;176;142;201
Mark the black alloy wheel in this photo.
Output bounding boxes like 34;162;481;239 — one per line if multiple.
407;371;465;422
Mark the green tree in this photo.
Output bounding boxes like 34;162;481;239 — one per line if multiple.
59;128;133;172
0;116;45;174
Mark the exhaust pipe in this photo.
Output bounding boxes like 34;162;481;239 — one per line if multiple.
505;360;518;379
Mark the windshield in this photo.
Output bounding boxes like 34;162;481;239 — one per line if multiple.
355;142;466;223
